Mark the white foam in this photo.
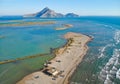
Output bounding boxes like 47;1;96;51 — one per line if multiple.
114;30;120;44
104;79;113;84
99;49;120;83
116;68;120;79
98;44;112;58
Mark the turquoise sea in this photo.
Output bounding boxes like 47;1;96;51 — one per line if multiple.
0;16;120;84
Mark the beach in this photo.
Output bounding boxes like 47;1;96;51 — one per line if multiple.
17;32;91;84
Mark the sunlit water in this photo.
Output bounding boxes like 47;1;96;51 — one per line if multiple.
0;16;120;84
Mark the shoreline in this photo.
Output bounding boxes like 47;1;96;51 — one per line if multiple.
64;45;89;84
17;32;92;84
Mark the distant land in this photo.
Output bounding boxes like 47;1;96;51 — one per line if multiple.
24;7;79;18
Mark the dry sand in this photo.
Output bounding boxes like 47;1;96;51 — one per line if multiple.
17;32;92;84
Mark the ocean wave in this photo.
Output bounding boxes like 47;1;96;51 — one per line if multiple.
114;30;120;44
99;49;120;84
116;68;120;79
56;39;62;43
102;24;116;31
104;24;114;29
98;44;113;58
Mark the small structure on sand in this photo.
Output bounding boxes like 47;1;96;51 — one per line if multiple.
43;67;60;77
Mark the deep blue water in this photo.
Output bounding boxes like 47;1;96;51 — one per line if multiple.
1;16;120;25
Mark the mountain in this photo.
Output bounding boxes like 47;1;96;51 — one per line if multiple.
35;7;64;18
65;13;79;17
24;7;79;18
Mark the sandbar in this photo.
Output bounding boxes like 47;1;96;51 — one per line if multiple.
0;21;56;27
55;24;73;30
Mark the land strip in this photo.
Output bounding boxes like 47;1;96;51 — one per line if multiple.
17;32;92;84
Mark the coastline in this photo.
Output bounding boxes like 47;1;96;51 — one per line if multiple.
62;46;89;84
17;32;92;84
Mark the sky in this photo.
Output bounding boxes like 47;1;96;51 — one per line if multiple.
0;0;120;16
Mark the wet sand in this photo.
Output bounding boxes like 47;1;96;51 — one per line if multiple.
17;32;92;84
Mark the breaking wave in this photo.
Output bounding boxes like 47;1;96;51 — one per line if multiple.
114;30;120;44
98;49;120;84
98;44;114;58
104;24;114;30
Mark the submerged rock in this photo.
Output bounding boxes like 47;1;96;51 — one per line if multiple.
0;36;5;39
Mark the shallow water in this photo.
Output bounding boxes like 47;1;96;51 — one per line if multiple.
0;16;120;84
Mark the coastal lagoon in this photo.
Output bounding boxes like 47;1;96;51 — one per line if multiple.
0;16;120;84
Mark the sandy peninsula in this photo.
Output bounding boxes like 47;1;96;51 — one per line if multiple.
17;32;92;84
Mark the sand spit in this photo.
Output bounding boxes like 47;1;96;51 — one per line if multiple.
17;32;92;84
0;21;56;27
55;24;73;30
